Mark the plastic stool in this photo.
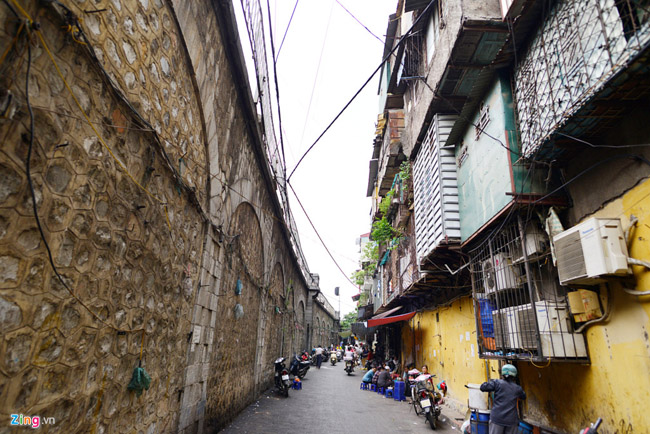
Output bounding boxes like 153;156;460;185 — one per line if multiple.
394;381;406;401
360;382;368;390
292;380;302;390
370;384;377;392
385;388;394;398
377;386;386;395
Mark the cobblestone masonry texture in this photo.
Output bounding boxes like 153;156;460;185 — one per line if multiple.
0;1;311;433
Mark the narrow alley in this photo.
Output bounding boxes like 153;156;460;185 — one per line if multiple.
221;364;458;434
1;0;649;433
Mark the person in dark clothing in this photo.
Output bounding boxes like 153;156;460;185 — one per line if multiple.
376;366;394;389
371;366;381;385
480;364;526;434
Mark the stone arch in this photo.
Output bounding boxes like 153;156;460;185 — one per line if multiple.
260;262;284;384
297;299;305;353
208;201;263;420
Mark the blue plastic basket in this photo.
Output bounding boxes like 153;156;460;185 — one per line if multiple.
479;300;495;338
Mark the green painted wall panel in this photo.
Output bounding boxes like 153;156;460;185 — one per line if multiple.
456;73;544;242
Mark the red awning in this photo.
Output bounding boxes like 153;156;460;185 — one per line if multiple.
367;311;416;327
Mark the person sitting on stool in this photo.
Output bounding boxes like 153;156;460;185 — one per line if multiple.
362;367;376;384
377;365;394;389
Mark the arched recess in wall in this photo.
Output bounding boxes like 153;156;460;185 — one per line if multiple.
297;299;305;352
261;262;284;378
207;201;264;420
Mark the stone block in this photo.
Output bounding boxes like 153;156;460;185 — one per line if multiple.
201;363;209;382
192;305;202;324
209;294;218;311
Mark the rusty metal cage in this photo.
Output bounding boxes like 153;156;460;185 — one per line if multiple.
515;0;650;158
470;214;590;362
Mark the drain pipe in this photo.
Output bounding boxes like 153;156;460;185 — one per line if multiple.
623;215;650;296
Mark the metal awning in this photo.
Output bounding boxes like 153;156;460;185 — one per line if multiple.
367;311;416;328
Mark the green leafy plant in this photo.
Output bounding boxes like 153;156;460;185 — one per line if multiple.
378;189;395;216
350;269;365;286
340;311;358;331
350;241;379;285
363;241;379;262
399;161;411;181
358;292;369;305
372;217;398;244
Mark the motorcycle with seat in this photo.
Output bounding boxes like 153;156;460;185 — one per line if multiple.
289;352;311;379
273;357;290;397
410;373;444;429
344;356;355;375
330;351;337;365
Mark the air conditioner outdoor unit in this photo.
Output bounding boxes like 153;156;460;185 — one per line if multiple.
512;224;548;263
553;217;629;285
492;305;533;350
482;253;521;293
492;302;588;357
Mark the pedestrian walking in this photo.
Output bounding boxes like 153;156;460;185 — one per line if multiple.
480;364;526;434
315;344;324;369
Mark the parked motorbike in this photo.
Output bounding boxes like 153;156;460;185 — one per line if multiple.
344;358;354;375
273;357;290;398
579;418;602;434
289;353;311;379
330;351;337;365
410;373;443;430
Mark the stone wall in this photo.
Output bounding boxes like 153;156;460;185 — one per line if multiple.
0;0;313;433
0;0;207;432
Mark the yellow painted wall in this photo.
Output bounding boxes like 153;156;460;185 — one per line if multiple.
400;296;500;414
516;178;650;433
397;180;650;433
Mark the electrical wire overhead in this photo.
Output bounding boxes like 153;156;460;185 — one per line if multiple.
275;0;299;62
287;181;358;290
334;0;384;44
288;0;438;181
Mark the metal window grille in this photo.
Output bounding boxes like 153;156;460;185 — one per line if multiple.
475;103;490;140
402;31;424;80
470;214;589;362
514;0;650;158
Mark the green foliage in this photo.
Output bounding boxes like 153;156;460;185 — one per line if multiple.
358;292;369;306
340;311;358;331
363;241;379;262
399;161;411;181
372;217;397;244
350;240;379;286
378;189;395;216
350;269;365;286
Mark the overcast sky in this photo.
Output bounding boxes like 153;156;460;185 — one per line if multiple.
258;0;396;315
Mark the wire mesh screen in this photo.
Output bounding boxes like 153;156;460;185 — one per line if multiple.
470;215;589;361
515;0;650;158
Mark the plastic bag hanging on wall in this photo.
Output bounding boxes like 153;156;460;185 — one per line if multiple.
127;366;151;396
235;278;242;295
234;303;244;319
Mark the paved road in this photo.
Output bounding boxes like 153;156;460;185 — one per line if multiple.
220;362;457;433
